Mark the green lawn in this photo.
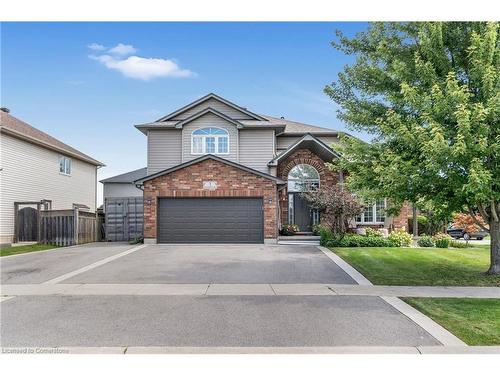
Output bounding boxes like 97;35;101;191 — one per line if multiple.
403;298;500;346
332;246;500;286
0;244;59;257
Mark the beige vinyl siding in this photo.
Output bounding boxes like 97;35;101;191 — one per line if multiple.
103;183;143;199
317;136;339;148
181;113;238;163
171;98;255;120
276;136;300;151
0;133;97;242
276;135;339;151
239;129;275;173
147;129;182;174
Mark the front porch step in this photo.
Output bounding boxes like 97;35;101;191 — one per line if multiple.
278;235;320;246
278;235;320;241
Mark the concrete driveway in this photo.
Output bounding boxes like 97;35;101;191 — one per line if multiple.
1;242;136;284
0;242;441;349
63;244;356;284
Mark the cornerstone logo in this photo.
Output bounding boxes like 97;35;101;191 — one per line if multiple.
2;347;69;354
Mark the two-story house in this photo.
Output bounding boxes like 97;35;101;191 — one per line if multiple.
105;93;408;244
0;109;104;244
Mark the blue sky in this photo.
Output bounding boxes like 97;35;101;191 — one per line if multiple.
1;22;368;203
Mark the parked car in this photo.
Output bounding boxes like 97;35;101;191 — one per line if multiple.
447;226;489;240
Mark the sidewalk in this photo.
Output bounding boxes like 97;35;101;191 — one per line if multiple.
1;345;499;354
2;283;499;297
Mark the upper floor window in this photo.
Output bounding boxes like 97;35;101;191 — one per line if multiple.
59;156;71;175
287;164;320;192
356;199;386;224
191;127;229;155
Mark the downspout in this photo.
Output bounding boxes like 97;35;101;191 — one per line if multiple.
95;165;102;213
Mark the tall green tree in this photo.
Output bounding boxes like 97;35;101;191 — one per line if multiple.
325;22;500;274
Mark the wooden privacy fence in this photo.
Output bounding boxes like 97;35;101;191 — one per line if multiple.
39;209;102;246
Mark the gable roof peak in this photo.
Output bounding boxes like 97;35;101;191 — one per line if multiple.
155;93;267;122
174;107;244;129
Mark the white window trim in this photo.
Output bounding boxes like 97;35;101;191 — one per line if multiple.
59;156;72;176
356;199;386;224
287;164;321;193
191;127;230;155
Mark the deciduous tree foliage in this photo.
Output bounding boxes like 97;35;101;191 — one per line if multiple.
325;22;500;274
452;213;488;235
301;185;363;235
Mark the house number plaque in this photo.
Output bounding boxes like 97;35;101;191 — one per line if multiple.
203;181;217;190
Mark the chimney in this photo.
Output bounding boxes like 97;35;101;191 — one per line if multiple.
1;107;10;113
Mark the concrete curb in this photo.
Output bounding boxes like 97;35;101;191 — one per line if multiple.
2;346;499;354
381;297;467;347
317;246;373;285
316;246;467;347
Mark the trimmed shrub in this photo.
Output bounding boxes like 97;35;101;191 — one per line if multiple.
388;229;413;247
433;233;452;248
365;227;383;237
450;240;471;248
318;226;334;246
326;234;397;247
312;224;327;236
417;235;435;247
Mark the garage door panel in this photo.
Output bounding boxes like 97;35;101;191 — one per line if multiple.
158;198;264;243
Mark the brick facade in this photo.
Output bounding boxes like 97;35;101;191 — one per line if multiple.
275;148;410;233
143;158;279;241
277;148;340;226
391;201;411;231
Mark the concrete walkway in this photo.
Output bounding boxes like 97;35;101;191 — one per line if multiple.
2;283;499;297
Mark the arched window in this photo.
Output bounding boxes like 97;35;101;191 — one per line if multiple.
191;127;229;155
287;164;320;192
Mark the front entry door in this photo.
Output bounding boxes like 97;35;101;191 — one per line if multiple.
291;193;312;231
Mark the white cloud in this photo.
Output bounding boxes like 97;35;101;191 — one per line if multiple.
108;43;138;56
87;43;106;51
89;54;195;81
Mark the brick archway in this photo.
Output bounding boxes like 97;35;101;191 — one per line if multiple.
277;148;340;225
279;155;328;185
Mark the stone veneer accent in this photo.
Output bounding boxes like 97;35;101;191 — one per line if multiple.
277;148;340;226
143;159;279;241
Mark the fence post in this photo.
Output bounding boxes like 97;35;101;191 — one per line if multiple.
37;203;42;243
13;203;19;243
73;208;79;245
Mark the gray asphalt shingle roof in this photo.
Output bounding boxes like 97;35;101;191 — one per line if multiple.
0;111;104;166
258;115;339;135
100;167;147;183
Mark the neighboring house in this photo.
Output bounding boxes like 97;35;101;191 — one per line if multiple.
0;109;104;244
120;93;407;244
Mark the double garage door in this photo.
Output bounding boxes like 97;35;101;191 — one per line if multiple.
157;198;264;244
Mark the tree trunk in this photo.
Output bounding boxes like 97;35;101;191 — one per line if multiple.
487;219;500;275
412;204;418;239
